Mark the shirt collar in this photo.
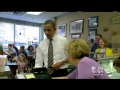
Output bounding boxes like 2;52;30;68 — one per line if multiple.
47;34;57;42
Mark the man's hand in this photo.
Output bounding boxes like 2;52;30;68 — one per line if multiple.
52;62;63;70
51;58;69;70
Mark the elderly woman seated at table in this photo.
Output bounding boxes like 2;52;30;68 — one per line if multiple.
52;39;109;79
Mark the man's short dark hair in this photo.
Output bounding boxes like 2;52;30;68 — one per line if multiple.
44;20;56;29
8;44;12;47
96;34;102;37
20;46;25;49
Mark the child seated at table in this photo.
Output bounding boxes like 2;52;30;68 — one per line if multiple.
17;53;28;74
113;57;120;73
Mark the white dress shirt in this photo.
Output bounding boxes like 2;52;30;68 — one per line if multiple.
35;35;69;69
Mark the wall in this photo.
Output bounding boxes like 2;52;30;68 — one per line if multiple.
56;12;120;48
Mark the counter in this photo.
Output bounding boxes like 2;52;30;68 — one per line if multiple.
97;57;120;79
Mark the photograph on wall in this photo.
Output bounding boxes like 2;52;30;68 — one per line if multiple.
70;19;84;34
57;24;66;37
71;34;81;39
110;15;120;24
88;28;97;41
88;16;98;28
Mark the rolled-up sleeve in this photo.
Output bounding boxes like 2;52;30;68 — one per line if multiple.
34;46;44;68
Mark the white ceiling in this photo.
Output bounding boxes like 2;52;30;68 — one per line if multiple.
0;12;69;24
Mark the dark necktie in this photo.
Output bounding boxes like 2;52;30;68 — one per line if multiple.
47;39;54;75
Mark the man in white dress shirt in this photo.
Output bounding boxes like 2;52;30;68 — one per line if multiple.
35;20;69;77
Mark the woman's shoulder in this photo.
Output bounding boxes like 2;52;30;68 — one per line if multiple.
17;60;21;65
106;47;112;51
80;57;96;64
95;48;100;52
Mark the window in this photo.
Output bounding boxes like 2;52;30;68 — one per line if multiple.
0;22;14;50
15;24;40;49
0;19;42;50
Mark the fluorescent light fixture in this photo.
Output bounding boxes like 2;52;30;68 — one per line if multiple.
26;12;43;15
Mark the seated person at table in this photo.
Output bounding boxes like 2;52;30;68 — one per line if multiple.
5;44;16;55
17;53;28;74
12;46;27;61
52;39;109;79
113;57;120;73
91;34;112;52
12;43;19;54
5;44;17;60
94;37;113;59
9;46;27;78
25;45;35;59
91;34;102;52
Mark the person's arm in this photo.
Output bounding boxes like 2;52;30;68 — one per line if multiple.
62;57;69;64
106;48;113;57
52;56;69;70
34;46;44;68
52;38;69;69
12;56;17;61
110;49;113;56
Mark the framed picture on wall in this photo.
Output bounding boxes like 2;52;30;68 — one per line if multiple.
70;19;84;34
88;28;97;41
57;24;67;37
88;16;98;28
110;15;120;24
71;34;81;39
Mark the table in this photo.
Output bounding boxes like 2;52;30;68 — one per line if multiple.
6;61;17;78
6;61;17;65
